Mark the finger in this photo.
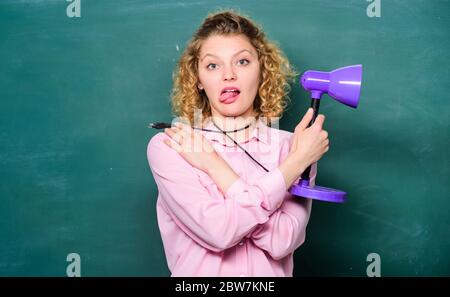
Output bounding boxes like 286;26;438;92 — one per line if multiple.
172;126;190;141
296;108;314;131
164;127;176;139
174;123;196;144
165;128;184;145
174;122;193;134
312;114;325;129
163;138;182;153
177;123;207;149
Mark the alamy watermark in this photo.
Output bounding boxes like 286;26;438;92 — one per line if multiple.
366;252;381;277
66;252;81;277
366;0;381;18
66;0;81;18
162;107;282;155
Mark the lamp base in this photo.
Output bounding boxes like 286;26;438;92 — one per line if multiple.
289;180;347;203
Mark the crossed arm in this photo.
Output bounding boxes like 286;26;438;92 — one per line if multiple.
148;133;315;259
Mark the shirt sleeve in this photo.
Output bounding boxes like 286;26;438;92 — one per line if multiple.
147;133;288;253
249;135;317;260
250;194;312;260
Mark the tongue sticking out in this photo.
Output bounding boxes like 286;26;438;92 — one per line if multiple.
220;91;240;102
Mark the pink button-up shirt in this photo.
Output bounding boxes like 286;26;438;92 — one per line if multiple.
147;117;317;277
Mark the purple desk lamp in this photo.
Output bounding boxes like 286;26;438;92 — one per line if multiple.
289;65;363;203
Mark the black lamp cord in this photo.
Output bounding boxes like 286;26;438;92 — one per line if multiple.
149;121;269;172
211;120;269;172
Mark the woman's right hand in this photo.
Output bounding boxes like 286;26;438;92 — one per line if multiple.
288;108;330;170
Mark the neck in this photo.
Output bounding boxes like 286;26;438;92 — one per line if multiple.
209;112;259;143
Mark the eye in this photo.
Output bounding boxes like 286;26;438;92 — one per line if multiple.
206;63;218;70
237;59;250;66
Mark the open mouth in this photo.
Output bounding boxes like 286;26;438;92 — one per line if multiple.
220;88;241;103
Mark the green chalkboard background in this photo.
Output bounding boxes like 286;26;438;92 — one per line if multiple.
1;0;449;276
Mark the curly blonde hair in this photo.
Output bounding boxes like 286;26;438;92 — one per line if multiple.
171;10;298;126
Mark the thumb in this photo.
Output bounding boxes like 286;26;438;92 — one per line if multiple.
296;108;314;131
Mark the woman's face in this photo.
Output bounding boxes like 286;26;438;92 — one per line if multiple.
197;34;260;120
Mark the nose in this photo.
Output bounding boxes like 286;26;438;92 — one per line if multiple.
223;64;236;81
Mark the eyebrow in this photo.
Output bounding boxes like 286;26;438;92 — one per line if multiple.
200;49;253;62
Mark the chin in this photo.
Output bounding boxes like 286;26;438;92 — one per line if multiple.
227;105;256;117
221;109;243;117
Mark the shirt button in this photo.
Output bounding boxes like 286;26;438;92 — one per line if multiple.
238;241;244;246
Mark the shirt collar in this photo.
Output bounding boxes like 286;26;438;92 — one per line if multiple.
200;117;270;147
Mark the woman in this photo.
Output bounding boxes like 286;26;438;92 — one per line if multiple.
147;10;329;276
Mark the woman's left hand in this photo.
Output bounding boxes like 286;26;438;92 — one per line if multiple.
163;122;219;173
